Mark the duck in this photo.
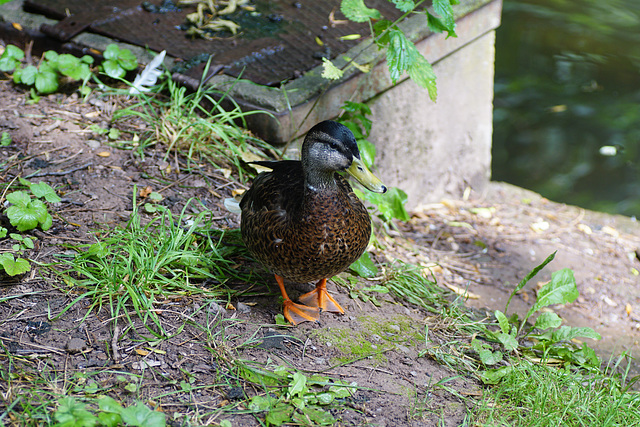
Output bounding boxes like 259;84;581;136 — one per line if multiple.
240;120;387;325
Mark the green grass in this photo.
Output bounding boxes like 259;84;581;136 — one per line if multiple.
475;356;640;426
50;197;254;338
111;67;275;180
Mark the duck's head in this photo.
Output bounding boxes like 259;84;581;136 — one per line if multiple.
301;120;387;193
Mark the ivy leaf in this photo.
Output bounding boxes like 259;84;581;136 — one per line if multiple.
341;0;381;23
30;182;61;203
321;58;343;80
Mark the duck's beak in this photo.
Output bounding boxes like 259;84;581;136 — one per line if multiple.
346;157;387;193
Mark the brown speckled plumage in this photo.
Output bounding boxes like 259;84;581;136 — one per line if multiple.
239;120;386;324
240;160;371;283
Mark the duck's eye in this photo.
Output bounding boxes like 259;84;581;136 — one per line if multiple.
328;141;339;150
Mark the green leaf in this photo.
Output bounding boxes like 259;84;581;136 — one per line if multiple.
0;55;19;72
341;0;381;23
6;198;49;231
432;0;457;38
505;251;556;313
35;70;59;94
533;311;562;330
30;181;61;203
321;58;343;80
57;54;92;80
316;392;334;405
407;54;437;100
551;325;601;342
386;29;416;83
6;191;30;207
356;139;377;169
529;268;578;318
248;395;277;411
97;412;122;427
350;251;378;278
494;310;510;334
299;406;336;425
54;397;98;427
44;50;59;62
479;366;513;385
1;131;11;146
0;254;30;276
115;48;138;71
103;44;120;60
471;339;502;366
0;227;6;238
391;0;415;13
102;59;126;79
5;45;25;60
373;20;394;46
495;331;518;351
119;402;165;427
359;186;410;222
266;403;294;426
19;65;37;85
288;372;307;397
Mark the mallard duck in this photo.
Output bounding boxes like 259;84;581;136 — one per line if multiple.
240;120;387;325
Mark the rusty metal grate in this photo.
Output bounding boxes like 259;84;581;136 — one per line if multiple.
22;0;402;86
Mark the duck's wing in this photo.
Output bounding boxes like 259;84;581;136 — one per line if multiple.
240;160;304;214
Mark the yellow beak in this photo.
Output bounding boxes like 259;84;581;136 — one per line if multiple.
346;157;387;193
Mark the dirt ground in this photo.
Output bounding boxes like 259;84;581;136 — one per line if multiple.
1;78;639;426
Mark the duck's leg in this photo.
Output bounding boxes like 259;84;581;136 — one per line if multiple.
299;278;345;314
275;274;319;325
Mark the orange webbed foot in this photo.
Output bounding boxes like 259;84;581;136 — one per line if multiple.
299;278;345;314
283;300;320;325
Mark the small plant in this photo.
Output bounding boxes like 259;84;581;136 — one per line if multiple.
101;44;138;79
322;0;458;100
474;252;602;384
12;50;95;95
0;44;24;72
53;396;165;427
1;131;11;146
237;361;354;426
1;179;59;276
2;43;138;98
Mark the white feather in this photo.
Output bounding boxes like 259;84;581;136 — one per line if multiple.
129;50;166;95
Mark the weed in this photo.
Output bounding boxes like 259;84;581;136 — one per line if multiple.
50;195;253;338
112;62;272;178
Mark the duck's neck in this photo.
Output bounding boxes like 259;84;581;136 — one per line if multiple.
304;168;339;194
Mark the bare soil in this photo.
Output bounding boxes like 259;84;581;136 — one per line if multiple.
1;78;639;426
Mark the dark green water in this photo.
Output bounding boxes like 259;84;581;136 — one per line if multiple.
492;0;640;216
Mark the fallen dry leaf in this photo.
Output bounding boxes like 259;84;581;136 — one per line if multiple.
97;151;111;157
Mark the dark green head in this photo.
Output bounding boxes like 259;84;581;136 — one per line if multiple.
301;120;387;193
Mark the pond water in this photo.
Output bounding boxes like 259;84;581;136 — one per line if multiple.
492;0;640;217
